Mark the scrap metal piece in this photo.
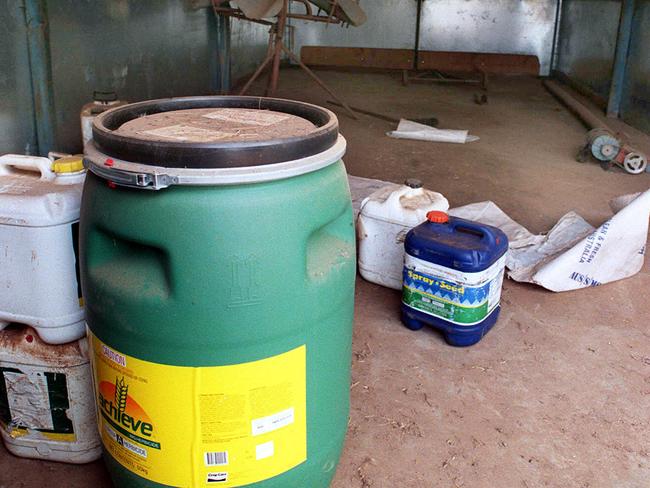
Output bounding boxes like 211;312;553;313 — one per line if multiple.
622;151;648;174
587;129;621;162
309;0;367;26
231;0;283;19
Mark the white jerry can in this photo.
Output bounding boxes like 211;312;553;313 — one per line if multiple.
80;92;127;146
0;325;101;463
0;154;86;344
357;179;449;289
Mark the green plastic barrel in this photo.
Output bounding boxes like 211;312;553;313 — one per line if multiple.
80;97;356;488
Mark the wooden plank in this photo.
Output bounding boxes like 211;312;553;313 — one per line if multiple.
301;47;414;70
301;46;540;75
417;51;539;75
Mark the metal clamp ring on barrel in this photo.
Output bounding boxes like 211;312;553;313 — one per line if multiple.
83;136;347;190
83;160;178;190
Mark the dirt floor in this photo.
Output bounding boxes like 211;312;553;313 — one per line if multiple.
2;70;650;488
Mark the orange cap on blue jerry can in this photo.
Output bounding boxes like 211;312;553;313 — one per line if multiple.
426;211;449;223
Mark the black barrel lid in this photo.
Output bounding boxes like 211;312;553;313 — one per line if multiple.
91;96;339;169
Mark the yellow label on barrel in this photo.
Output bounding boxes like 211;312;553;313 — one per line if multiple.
89;333;307;487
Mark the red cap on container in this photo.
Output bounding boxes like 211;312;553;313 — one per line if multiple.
426;211;449;223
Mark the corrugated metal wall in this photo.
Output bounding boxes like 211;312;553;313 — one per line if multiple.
0;1;37;154
620;0;650;132
419;0;557;75
230;18;270;84
290;0;558;75
555;0;621;99
290;0;417;50
0;1;267;155
555;0;650;133
47;0;220;153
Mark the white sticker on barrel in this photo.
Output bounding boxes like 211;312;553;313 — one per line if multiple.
251;407;294;436
142;125;232;142
255;441;275;461
255;441;274;460
202;108;290;126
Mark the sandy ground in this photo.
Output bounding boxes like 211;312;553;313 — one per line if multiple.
1;70;649;488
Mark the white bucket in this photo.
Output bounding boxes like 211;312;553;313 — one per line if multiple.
357;180;449;289
0;325;101;463
0;154;86;344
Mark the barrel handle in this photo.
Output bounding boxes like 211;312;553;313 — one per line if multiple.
0;154;56;181
384;185;421;208
83;227;172;301
306;206;356;283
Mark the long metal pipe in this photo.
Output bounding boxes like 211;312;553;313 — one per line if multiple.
23;0;56;156
214;9;231;94
544;79;609;130
549;0;563;73
607;0;636;118
413;0;423;71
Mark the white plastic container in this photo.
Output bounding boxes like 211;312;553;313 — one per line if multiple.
81;92;127;146
0;154;86;344
357;179;449;289
0;325;101;463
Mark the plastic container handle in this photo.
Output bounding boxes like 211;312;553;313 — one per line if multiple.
0;154;56;181
449;220;498;247
384;185;423;207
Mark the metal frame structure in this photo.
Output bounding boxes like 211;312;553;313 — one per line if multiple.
212;0;351;26
211;0;358;119
400;0;489;93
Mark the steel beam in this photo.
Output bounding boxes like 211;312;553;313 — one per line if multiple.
607;0;636;118
23;0;55;156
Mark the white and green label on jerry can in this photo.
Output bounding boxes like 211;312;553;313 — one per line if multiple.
402;254;506;325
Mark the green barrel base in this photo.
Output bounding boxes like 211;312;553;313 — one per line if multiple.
103;431;346;488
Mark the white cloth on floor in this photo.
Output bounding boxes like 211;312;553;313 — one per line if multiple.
387;119;479;144
450;190;650;291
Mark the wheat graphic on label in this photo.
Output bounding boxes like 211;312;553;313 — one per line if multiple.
98;375;160;450
115;377;128;414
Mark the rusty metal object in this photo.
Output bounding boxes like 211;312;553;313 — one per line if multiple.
215;0;358;119
281;45;357;119
212;0;364;25
401;70;485;87
326;100;438;127
543;79;608;131
304;0;367;26
268;0;289;94
544;80;648;175
232;0;283;19
292;0;313;15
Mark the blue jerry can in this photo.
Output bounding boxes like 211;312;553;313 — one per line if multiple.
401;211;509;347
